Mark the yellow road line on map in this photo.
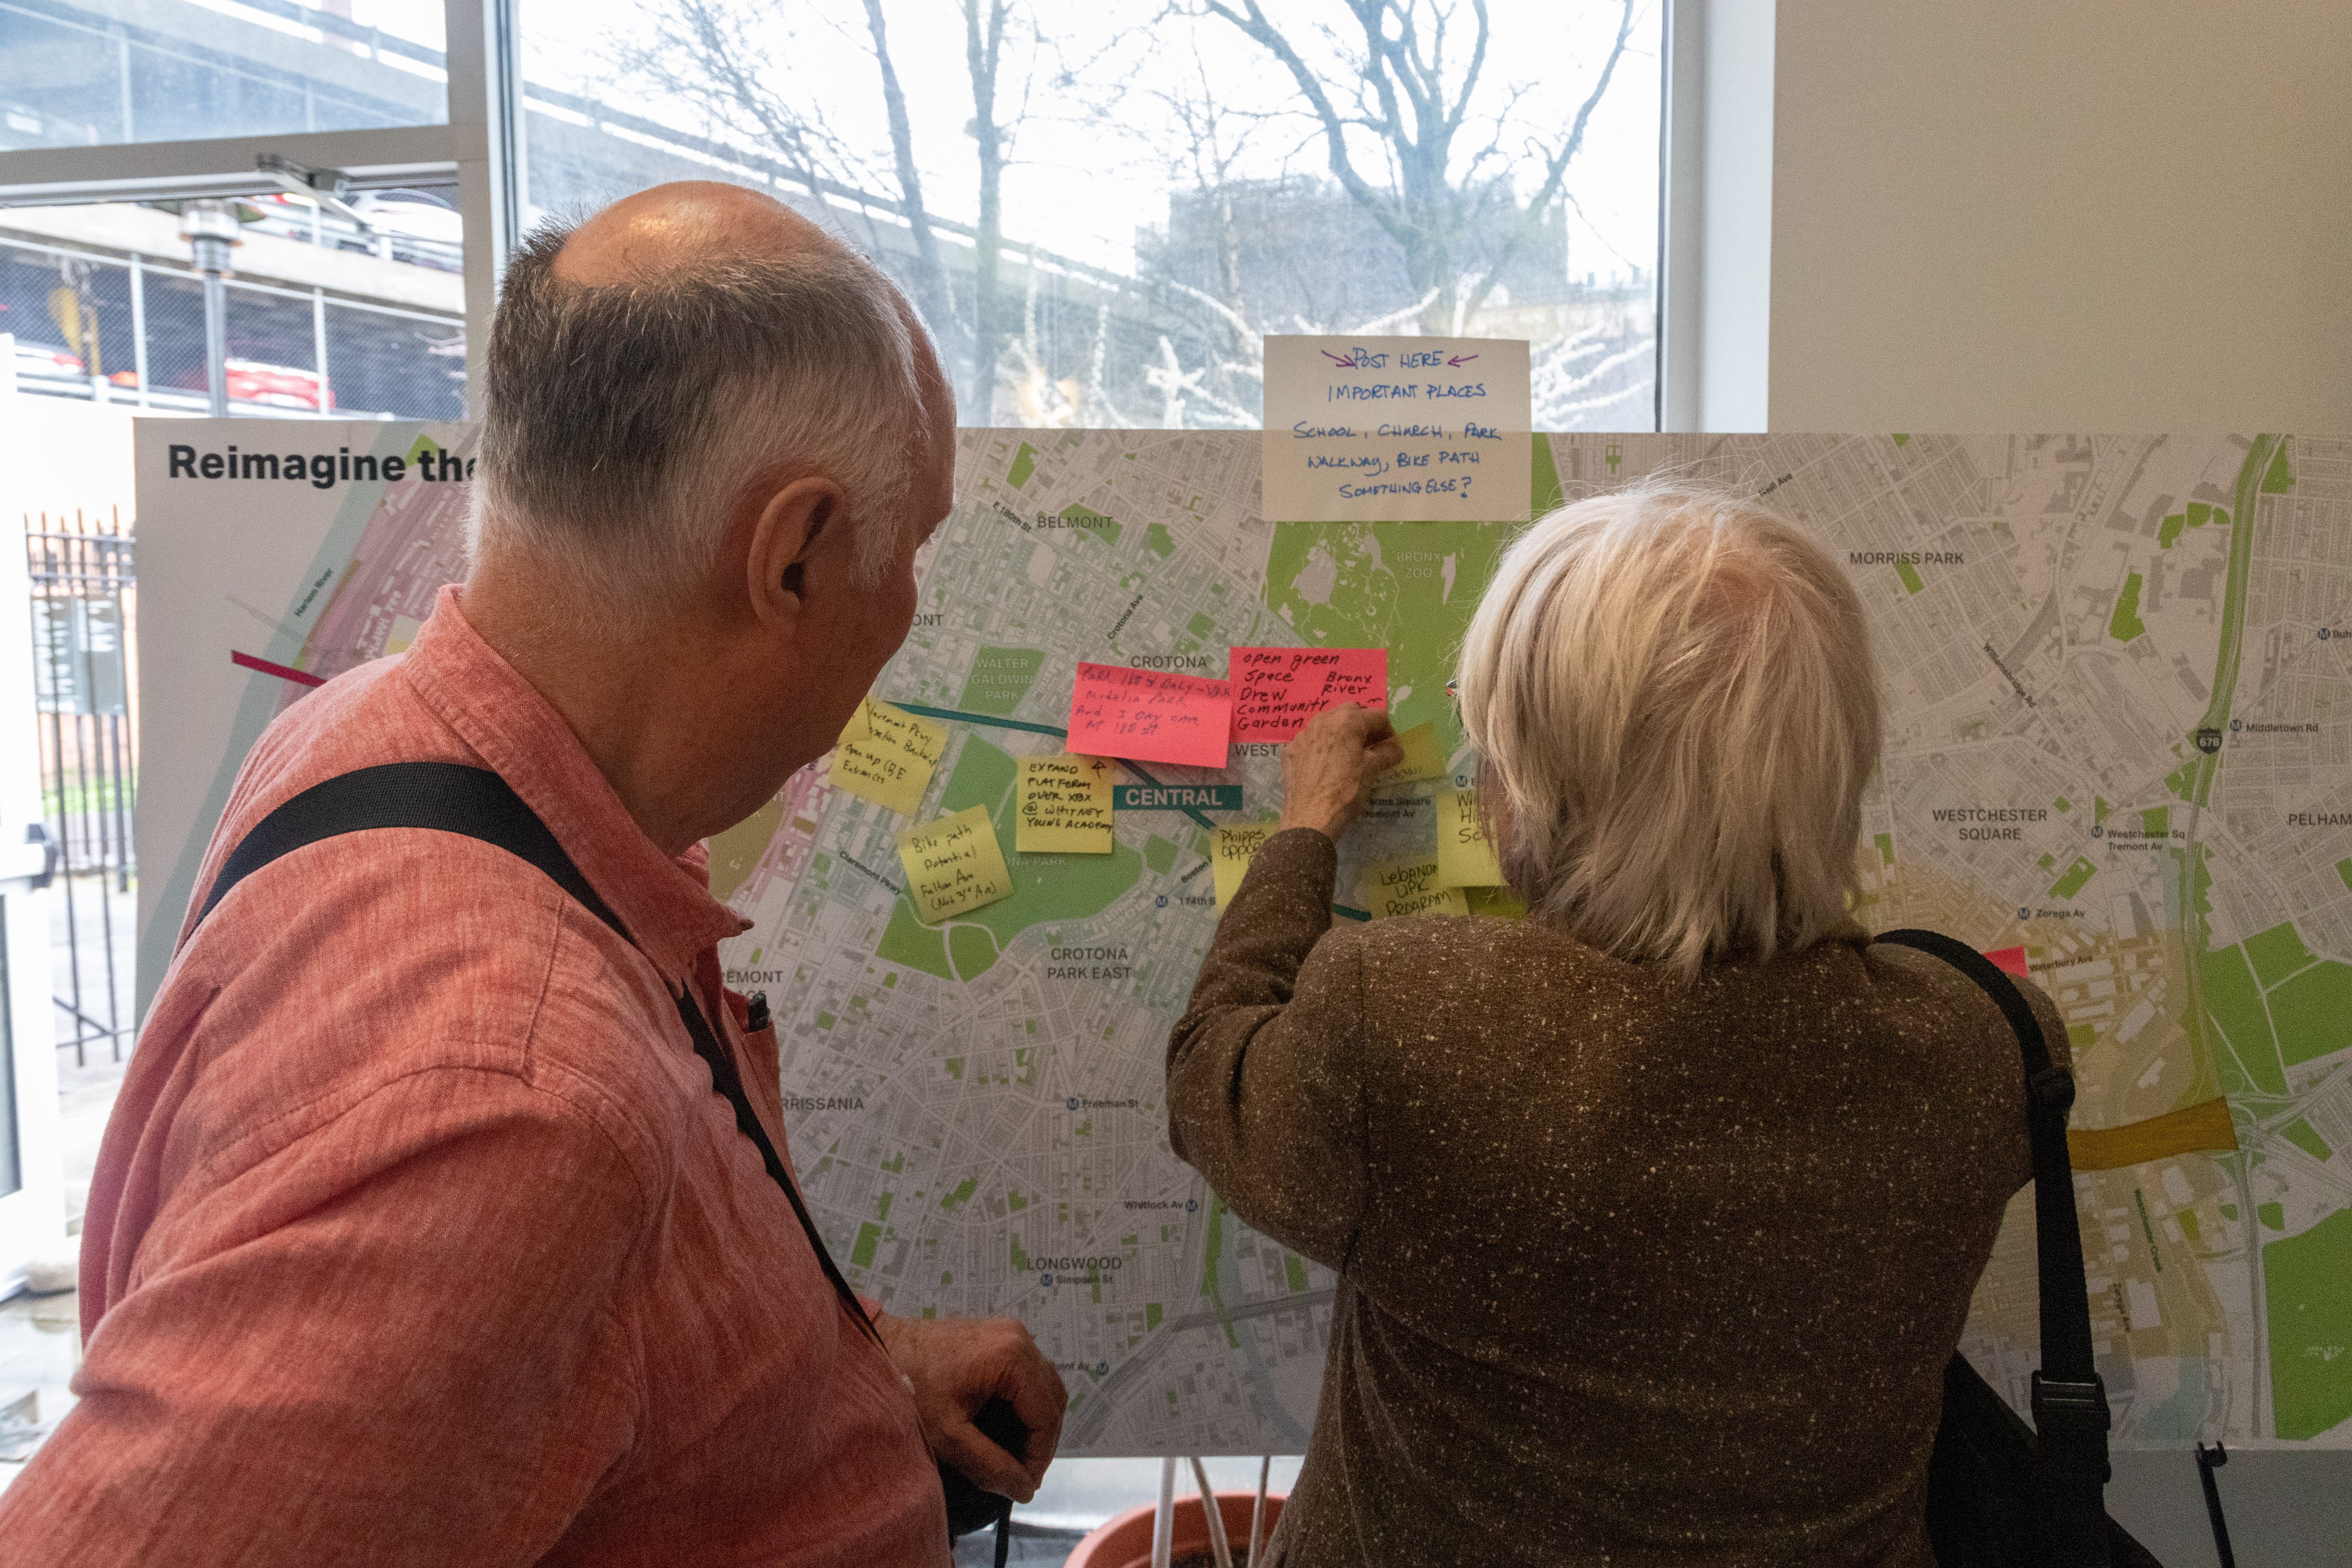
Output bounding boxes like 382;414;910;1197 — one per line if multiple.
2069;1096;2239;1171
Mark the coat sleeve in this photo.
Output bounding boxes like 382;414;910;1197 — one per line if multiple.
0;1070;649;1568
1165;827;1370;1274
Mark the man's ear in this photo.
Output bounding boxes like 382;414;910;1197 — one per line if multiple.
744;475;847;629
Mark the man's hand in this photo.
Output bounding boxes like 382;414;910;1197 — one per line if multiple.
874;1312;1066;1503
1278;704;1405;841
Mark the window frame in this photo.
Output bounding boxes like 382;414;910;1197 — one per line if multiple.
4;0;1707;426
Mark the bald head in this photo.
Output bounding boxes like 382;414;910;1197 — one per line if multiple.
553;180;840;287
472;183;941;621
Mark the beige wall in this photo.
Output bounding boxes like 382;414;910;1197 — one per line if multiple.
1768;2;2352;430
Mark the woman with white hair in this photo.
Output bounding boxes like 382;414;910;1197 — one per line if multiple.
1165;481;2067;1566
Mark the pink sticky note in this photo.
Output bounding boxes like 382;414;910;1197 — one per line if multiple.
1229;647;1389;743
1067;663;1234;767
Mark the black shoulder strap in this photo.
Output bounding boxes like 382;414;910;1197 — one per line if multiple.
1877;929;2113;1542
194;760;880;1347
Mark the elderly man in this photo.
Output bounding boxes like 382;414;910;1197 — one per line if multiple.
0;182;1062;1564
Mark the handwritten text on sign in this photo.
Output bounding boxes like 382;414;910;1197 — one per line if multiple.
1261;335;1531;523
1363;856;1470;920
1436;786;1505;890
830;697;947;816
1212;823;1280;911
896;805;1015;923
1230;646;1387;742
1015;754;1116;855
1066;662;1233;769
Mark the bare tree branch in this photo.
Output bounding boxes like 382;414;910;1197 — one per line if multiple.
1459;0;1638;323
861;0;958;345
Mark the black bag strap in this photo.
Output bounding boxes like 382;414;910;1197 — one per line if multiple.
1877;928;2113;1554
191;760;881;1348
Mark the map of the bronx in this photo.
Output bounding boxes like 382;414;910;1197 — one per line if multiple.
178;427;2352;1454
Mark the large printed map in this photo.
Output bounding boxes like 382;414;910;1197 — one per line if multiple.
139;424;2352;1453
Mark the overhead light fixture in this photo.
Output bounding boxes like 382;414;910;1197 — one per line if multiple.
256;153;372;230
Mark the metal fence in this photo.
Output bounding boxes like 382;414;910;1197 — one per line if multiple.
26;505;135;1067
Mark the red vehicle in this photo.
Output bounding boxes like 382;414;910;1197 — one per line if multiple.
226;358;334;411
107;359;335;411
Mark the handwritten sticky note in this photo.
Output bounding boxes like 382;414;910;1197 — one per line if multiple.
896;805;1014;923
1261;335;1532;523
1067;662;1233;768
1230;647;1387;742
1373;721;1447;786
1435;787;1505;889
830;698;948;816
1362;857;1470;920
860;698;946;762
1212;823;1281;911
1016;754;1116;854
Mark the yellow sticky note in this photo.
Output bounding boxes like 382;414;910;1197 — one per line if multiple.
896;805;1014;923
859;699;947;766
1464;885;1527;920
1212;823;1280;911
1362;857;1470;920
1374;721;1448;787
1016;754;1116;854
830;698;948;816
1435;787;1504;889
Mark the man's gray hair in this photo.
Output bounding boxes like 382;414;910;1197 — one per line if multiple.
470;218;926;612
1454;479;1882;979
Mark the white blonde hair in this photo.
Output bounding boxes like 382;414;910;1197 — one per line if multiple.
1453;479;1880;978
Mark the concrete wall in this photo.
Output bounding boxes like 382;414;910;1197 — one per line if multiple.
1767;1;2352;431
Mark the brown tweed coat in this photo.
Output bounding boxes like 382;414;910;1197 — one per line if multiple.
1165;828;2066;1567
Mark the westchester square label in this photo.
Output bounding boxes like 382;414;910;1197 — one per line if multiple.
1229;646;1387;742
1261;335;1531;522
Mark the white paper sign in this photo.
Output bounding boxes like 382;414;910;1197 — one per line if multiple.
133;418;479;1019
1260;335;1531;522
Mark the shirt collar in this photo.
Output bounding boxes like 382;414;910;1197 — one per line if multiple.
399;584;749;985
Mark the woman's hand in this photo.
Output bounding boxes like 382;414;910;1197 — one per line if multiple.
1279;704;1404;841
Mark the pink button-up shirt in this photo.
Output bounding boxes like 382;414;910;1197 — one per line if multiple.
0;586;946;1566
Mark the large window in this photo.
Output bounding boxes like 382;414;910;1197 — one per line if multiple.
0;0;449;148
3;194;465;418
519;0;1661;429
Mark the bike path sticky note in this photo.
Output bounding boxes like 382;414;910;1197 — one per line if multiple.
830;697;948;816
897;805;1014;923
1373;721;1447;786
1362;856;1470;920
1435;787;1504;889
1229;646;1386;742
1212;823;1281;911
1016;754;1116;854
1067;662;1232;768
